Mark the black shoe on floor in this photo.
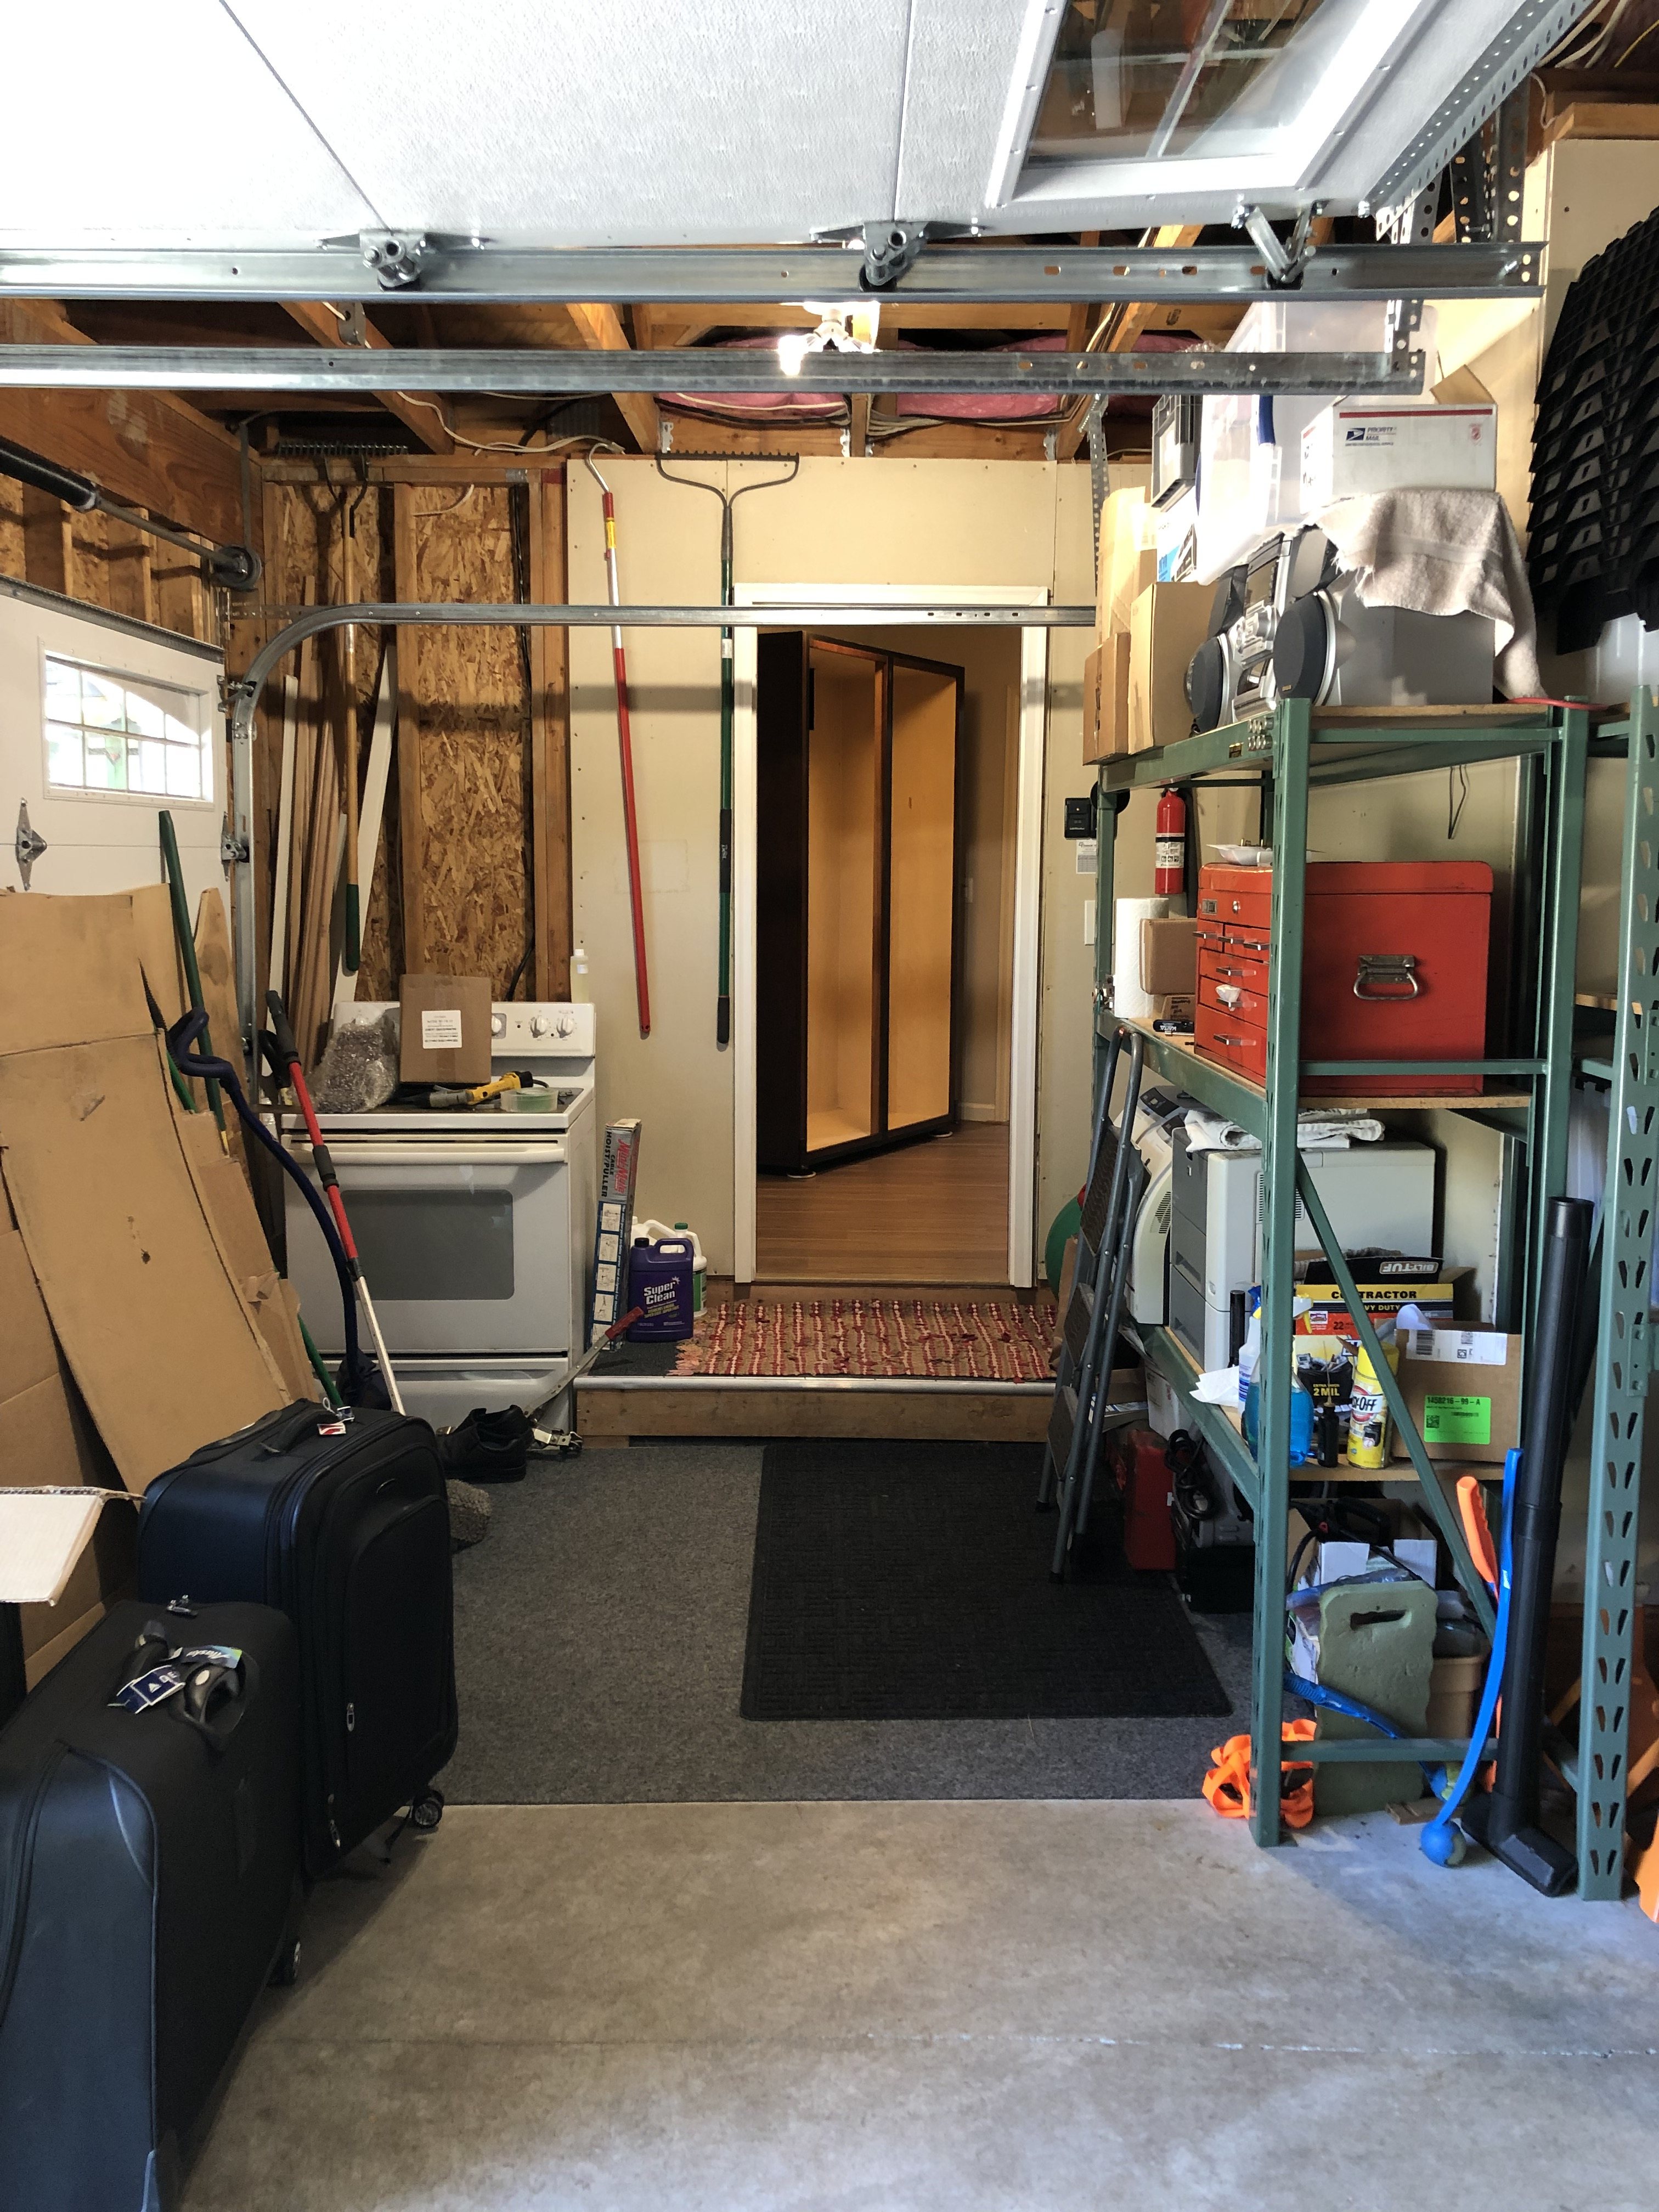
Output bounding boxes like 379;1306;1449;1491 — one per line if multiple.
437;1406;532;1482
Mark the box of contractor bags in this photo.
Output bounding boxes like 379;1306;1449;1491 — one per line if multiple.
589;1119;643;1343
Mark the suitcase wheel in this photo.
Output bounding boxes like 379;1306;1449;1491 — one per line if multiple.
269;1937;302;1988
409;1787;445;1834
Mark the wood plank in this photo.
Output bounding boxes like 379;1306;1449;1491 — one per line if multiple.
280;301;454;454
574;1379;1048;1441
1542;99;1659;147
392;486;427;973
0;299;245;543
849;390;872;457
1064;232;1101;353
1058;224;1205;460
566;301;662;454
20;488;74;595
526;466;573;997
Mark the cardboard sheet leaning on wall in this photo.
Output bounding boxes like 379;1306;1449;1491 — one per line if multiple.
0;887;296;1494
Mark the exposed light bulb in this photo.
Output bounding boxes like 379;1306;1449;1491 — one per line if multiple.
776;332;812;377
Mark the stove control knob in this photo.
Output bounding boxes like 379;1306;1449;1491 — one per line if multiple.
490;1012;507;1038
529;1014;550;1037
555;1013;575;1037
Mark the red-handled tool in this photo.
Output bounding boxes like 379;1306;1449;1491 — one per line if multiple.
267;988;405;1415
584;454;651;1037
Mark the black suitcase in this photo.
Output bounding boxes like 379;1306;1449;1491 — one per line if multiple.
138;1403;457;1875
0;1599;302;2212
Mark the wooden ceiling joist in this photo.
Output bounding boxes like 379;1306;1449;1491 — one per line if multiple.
281;301;454;454
565;302;662;454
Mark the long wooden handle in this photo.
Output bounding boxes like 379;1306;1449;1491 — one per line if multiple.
341;509;360;972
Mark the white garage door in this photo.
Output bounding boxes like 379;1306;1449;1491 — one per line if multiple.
0;578;229;935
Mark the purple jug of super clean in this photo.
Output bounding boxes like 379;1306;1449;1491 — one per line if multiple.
626;1236;696;1340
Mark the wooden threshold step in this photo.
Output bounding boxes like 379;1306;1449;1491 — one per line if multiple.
576;1375;1051;1442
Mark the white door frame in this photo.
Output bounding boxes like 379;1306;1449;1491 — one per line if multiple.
732;584;1049;1286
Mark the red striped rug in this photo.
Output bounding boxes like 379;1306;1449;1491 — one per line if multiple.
672;1297;1057;1381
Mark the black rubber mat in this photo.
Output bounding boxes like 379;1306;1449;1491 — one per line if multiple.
740;1440;1232;1723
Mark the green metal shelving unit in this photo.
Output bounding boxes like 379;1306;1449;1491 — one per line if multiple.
1572;692;1658;1898
1091;696;1615;1875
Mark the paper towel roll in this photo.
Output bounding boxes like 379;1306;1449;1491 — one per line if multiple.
1113;895;1172;1023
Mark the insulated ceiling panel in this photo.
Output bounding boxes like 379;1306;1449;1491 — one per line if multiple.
0;1;376;242
893;0;1033;227
222;0;919;245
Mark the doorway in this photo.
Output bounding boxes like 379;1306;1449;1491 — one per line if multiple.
732;586;1048;1288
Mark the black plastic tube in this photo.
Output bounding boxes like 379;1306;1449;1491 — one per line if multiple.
1464;1194;1592;1895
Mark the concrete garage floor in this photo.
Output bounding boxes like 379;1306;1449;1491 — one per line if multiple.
184;1800;1658;2212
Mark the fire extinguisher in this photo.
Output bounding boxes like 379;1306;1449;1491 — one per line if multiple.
1155;785;1186;898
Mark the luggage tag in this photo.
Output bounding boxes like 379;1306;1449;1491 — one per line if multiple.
112;1662;187;1714
172;1644;244;1675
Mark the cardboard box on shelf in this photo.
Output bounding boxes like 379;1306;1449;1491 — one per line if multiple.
1293;1266;1477;1344
1300;399;1498;510
398;973;493;1085
1097;487;1156;641
1392;1328;1521;1466
1127;581;1212;753
1141;916;1198;997
1083;631;1133;761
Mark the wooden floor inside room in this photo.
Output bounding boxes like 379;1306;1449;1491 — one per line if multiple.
756;1122;1009;1284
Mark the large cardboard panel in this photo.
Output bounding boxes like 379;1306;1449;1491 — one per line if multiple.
0;1031;285;1491
0;889;154;1054
176;1111;313;1402
192;887;249;1171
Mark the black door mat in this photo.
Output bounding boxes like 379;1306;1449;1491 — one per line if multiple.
740;1440;1232;1723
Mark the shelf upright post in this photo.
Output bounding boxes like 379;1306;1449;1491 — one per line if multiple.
1529;708;1588;1334
1576;690;1659;1898
1249;698;1312;1847
1094;767;1118;1110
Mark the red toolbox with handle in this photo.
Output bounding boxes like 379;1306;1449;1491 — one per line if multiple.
1195;861;1492;1096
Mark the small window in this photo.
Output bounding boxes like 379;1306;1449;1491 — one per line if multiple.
42;654;215;804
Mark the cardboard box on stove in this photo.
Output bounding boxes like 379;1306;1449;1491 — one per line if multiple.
399;973;493;1085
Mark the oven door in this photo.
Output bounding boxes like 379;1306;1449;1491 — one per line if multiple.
284;1141;572;1359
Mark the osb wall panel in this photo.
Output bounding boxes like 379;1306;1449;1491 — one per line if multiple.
402;485;532;991
257;477;533;1007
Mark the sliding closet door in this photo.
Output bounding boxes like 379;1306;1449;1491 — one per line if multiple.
805;641;885;1156
884;657;960;1133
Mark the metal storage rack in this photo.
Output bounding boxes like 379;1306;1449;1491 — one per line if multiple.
1090;696;1610;1870
1571;692;1658;1899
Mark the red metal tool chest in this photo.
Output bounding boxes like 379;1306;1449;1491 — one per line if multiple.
1194;861;1493;1096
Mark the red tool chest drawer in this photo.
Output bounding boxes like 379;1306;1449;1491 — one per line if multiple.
1194;861;1492;1096
1200;974;1269;1027
1198;939;1270;995
1195;998;1268;1082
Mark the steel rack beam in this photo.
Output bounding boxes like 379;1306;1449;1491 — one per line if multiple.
0;241;1545;307
1091;1013;1267;1138
1250;698;1312;1846
1098;718;1558;792
1132;1327;1260;1513
1577;695;1659;1899
0;343;1423;399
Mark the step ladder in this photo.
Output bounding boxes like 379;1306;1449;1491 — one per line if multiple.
1037;1025;1148;1578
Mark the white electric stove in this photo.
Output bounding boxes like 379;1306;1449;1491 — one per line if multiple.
283;1001;597;1429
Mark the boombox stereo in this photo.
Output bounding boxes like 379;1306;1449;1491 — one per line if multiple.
1184;526;1496;733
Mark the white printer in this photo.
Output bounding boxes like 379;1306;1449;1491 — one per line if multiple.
1128;1111;1436;1372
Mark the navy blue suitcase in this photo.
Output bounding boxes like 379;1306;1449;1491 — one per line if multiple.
0;1599;302;2212
138;1403;456;1875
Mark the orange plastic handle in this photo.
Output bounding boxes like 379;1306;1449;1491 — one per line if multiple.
1457;1473;1498;1594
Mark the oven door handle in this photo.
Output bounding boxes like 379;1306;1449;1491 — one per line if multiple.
293;1143;567;1165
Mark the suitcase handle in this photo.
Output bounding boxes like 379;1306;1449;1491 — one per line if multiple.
1353;953;1420;1000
